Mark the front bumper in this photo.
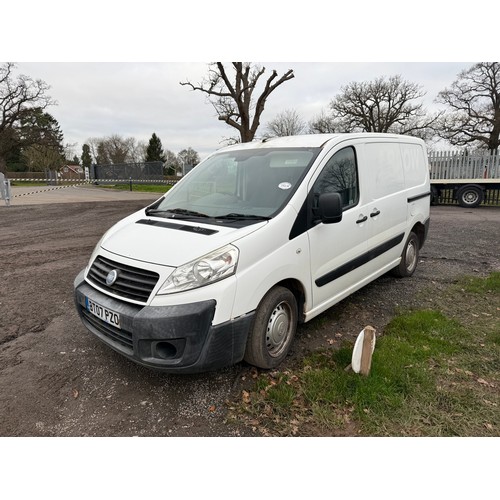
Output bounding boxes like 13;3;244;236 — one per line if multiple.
74;269;253;374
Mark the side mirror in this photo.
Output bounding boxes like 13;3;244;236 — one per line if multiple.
318;192;343;224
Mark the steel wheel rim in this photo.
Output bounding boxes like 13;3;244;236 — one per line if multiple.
406;239;417;273
463;191;479;204
266;301;292;358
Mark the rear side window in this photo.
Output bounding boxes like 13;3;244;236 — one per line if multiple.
365;142;404;199
312;146;359;209
401;143;427;187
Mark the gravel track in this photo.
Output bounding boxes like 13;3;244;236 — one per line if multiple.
0;199;498;436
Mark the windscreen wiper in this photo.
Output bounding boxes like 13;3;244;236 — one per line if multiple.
215;213;271;221
145;207;209;218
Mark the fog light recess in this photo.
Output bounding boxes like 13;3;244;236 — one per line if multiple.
155;341;178;359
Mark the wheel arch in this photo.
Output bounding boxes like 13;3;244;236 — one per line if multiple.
275;278;307;324
411;221;427;249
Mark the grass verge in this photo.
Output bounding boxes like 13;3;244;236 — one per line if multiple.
229;272;500;436
98;183;173;193
11;181;54;187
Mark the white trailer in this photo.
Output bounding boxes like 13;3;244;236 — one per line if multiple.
429;151;500;207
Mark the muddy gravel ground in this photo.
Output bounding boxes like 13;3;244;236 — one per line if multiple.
0;201;499;436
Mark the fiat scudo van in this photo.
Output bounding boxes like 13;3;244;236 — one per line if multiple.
74;133;430;373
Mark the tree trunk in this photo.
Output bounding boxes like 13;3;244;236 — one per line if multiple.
0;155;7;175
488;117;500;153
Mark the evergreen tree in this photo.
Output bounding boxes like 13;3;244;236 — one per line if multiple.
19;108;64;154
81;144;92;170
145;133;165;162
17;108;65;171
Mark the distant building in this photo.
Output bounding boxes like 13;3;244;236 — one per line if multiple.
59;164;84;180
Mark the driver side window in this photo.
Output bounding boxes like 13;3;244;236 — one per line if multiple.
312;147;359;209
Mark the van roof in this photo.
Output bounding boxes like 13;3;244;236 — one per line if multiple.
215;133;423;153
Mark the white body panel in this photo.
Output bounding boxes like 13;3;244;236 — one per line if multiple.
84;133;430;330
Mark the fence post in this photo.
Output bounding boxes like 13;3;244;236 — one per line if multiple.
0;172;11;207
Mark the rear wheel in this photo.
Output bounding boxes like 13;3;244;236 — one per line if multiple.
244;286;298;369
392;232;419;278
457;185;483;208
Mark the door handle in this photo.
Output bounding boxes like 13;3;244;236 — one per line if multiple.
356;214;368;224
370;209;381;217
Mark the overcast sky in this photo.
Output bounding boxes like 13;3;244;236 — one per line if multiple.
2;3;496;490
12;61;473;160
4;0;494;163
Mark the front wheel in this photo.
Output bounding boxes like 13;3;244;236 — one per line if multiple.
244;286;298;369
392;232;419;278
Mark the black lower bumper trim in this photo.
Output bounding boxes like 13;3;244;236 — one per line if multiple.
74;270;253;374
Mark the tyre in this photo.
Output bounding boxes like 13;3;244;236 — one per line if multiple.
457;185;483;208
392;232;419;278
244;286;298;369
430;186;440;206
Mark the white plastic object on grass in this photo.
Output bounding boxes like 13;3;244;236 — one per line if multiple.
351;326;376;374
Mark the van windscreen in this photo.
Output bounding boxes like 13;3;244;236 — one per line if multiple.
151;147;320;223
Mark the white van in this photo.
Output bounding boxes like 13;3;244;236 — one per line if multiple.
74;133;430;373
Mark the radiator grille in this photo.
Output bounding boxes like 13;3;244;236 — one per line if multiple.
87;255;159;303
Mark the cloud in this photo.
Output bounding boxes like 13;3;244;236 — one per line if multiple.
13;61;471;159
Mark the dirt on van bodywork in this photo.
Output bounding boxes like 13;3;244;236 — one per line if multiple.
0;201;499;437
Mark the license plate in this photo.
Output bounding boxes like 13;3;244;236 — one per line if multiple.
85;297;121;329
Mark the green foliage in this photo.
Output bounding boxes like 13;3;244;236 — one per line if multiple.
145;133;166;163
266;381;297;412
99;183;173;193
233;274;500;436
19;108;64;153
0;63;53;173
459;272;500;293
81;144;92;170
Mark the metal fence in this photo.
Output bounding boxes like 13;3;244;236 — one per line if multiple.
429;151;500;181
90;161;164;183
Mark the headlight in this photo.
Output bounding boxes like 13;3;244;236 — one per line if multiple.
157;244;239;294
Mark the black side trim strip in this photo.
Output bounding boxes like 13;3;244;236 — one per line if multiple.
137;219;218;235
315;232;405;287
408;192;431;203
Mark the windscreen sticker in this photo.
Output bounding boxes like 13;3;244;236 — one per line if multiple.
278;182;292;190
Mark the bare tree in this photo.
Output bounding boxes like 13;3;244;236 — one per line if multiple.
22;144;64;172
0;62;55;173
129;139;147;163
86;137;100;163
85;135;143;164
164;150;179;176
180;62;295;143
177;147;200;169
105;134;132;164
308;110;337;134
265;109;306;137
435;62;500;153
327;75;440;138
